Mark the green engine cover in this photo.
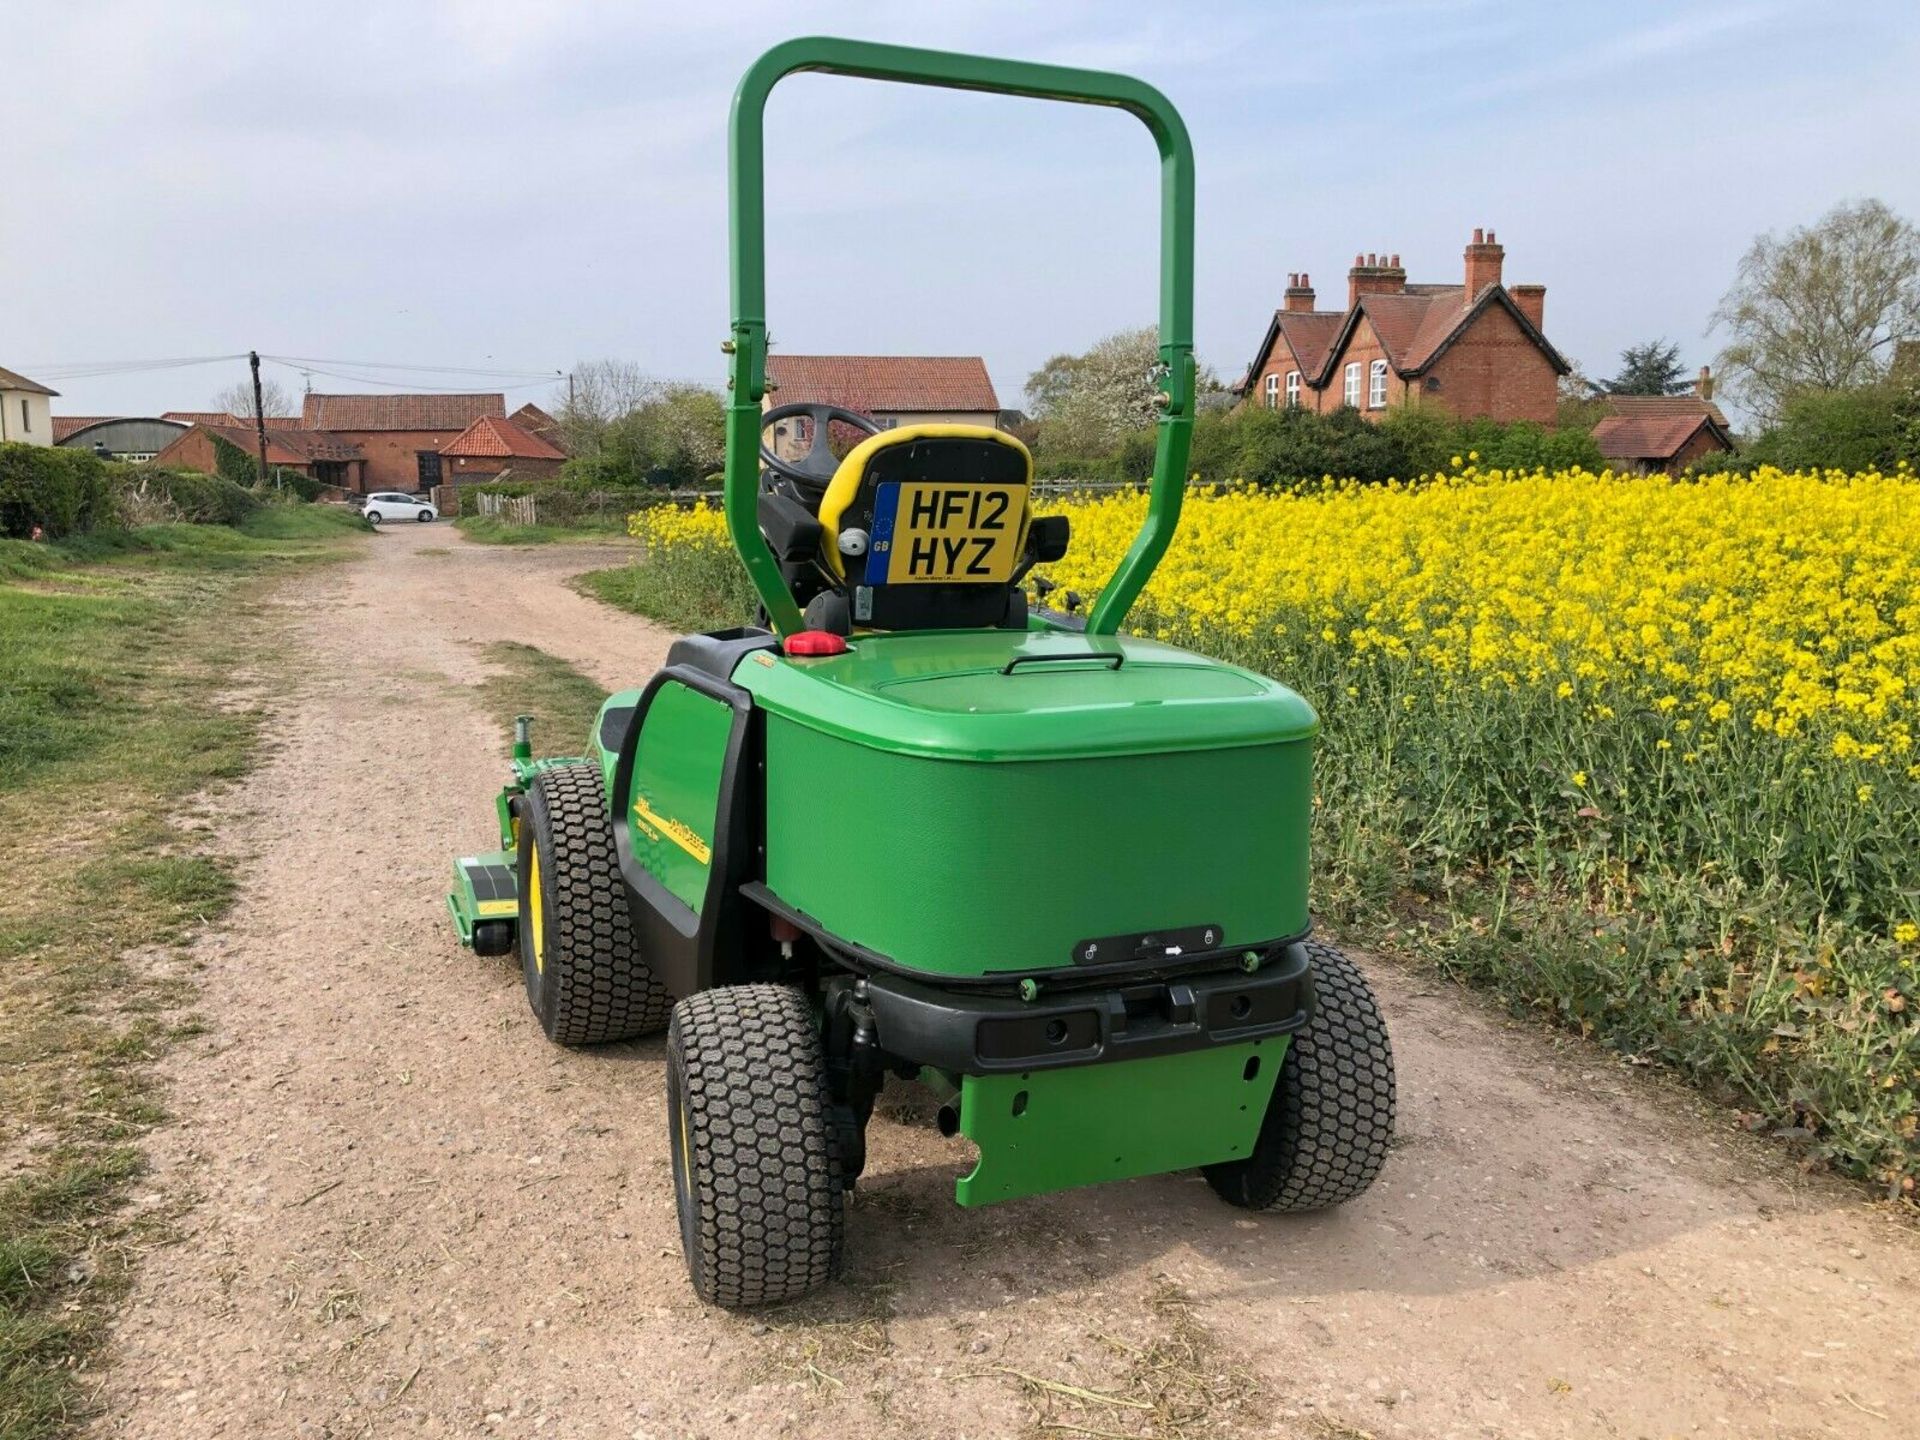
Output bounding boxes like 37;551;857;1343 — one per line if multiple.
736;629;1316;977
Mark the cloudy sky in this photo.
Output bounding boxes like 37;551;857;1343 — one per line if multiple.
6;1;1918;420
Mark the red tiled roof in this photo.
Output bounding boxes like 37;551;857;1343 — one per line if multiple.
764;356;1000;415
508;403;566;454
196;422;365;464
441;415;566;461
1604;392;1731;429
301;392;505;431
1272;313;1345;380
53;415;118;442
1592;413;1724;462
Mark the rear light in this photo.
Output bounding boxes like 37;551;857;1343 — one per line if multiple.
784;630;849;657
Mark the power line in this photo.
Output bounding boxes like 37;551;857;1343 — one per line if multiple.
261;360;561;394
22;354;248;380
264;354;562;380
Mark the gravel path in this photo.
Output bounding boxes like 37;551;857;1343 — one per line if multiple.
96;523;1917;1439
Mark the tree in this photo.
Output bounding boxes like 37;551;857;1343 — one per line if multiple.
1711;199;1920;422
1024;327;1220;459
212;377;294;422
596;384;726;486
552;359;659;456
1604;340;1689;395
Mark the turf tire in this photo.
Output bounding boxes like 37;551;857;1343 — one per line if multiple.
1203;940;1395;1211
668;984;844;1308
517;762;670;1045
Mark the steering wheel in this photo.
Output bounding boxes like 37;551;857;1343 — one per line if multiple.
759;402;881;493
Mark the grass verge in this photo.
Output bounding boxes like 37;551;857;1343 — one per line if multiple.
575;553;751;637
453;514;628;546
0;507;363;1438
471;641;610;752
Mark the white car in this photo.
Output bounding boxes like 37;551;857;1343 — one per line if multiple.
362;491;438;524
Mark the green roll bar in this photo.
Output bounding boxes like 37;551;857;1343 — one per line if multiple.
726;36;1195;637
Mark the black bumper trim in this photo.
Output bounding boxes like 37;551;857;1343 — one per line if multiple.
864;942;1315;1075
739;880;1310;995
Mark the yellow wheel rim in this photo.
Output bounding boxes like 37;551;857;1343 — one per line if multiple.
527;842;546;976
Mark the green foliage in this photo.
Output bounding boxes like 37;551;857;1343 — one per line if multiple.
577;548;755;636
208;431;260;488
119;468;261;527
1081;404;1605;487
1604;339;1691;395
1713;197;1920;422
0;444;121;539
1746;385;1911;472
1026;327;1222;461
564;383;726;487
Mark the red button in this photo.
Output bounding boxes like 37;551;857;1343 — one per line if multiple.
784;630;849;657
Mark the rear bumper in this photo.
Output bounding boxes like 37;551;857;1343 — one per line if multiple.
866;941;1313;1076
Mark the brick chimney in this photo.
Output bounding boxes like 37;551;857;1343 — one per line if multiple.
1346;251;1407;308
1464;226;1504;295
1695;364;1715;401
1283;271;1316;313
1510;283;1545;331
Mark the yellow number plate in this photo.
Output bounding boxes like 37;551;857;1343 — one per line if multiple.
866;482;1025;585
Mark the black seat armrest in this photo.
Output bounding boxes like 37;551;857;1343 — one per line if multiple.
758;490;823;563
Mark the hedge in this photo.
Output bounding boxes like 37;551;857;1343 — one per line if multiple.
0;443;122;538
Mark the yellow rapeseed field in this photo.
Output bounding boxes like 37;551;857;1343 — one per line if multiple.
1039;464;1920;771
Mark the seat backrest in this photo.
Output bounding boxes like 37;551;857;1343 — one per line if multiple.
813;425;1034;631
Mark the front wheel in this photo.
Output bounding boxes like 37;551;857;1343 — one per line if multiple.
668;985;844;1307
1204;940;1396;1212
516;763;670;1045
416;510;433;522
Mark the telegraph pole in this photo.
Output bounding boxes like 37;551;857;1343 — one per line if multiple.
248;350;275;489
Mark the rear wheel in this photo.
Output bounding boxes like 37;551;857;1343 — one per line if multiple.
365;510;383;524
668;984;844;1307
1203;940;1395;1211
517;763;670;1044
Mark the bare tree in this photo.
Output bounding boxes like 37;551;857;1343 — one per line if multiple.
212;377;295;422
1711;198;1920;422
552;359;660;455
1026;328;1218;457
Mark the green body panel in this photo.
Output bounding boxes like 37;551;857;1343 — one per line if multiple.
737;629;1317;762
955;1038;1288;1205
626;678;732;913
742;630;1314;977
725;38;1194;636
447;849;517;946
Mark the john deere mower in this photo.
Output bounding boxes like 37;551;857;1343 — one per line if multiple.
448;37;1395;1308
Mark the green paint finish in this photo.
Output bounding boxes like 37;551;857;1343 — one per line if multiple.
446;848;517;947
725;38;1195;636
759;713;1312;976
737;629;1316;763
627;680;732;912
955;1039;1287;1205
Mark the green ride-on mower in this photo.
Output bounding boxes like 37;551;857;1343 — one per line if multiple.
447;37;1395;1308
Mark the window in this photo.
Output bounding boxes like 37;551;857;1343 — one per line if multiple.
19;399;29;434
1343;362;1361;408
1368;359;1388;409
1285;371;1301;408
416;451;443;486
1263;373;1280;409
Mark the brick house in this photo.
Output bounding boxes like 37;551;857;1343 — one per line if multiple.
301;392;506;491
439;415;567;482
763;355;1001;460
152;422;368;490
1592;372;1735;474
1238;229;1567;424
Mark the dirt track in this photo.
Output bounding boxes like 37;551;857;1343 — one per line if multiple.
96;524;1917;1439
